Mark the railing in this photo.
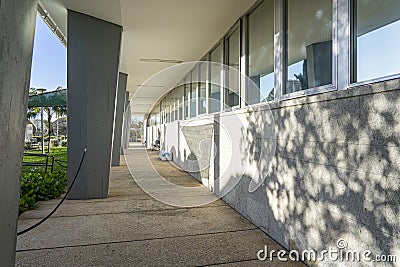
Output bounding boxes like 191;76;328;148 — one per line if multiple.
22;153;54;172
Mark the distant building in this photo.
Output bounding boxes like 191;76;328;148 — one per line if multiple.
52;117;67;136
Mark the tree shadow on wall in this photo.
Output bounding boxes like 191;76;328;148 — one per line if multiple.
229;86;400;265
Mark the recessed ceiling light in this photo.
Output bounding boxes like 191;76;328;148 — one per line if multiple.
137;84;165;88
140;58;183;64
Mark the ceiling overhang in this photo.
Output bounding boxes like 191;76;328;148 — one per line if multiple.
39;0;257;116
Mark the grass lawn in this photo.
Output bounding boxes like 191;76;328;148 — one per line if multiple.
20;147;68;213
23;147;67;172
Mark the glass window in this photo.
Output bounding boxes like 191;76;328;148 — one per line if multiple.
148;114;154;126
178;85;184;120
190;69;198;117
163;98;167;123
199;62;207;114
170;92;173;121
155;106;160;125
354;0;400;82
160;99;165;124
226;27;240;107
170;89;176;122
149;103;160;126
210;43;222;113
248;0;275;104
167;92;172;123
285;0;333;94
164;99;167;123
174;88;179;121
165;92;171;123
184;77;190;119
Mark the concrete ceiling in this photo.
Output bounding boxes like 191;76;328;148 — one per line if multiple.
40;0;257;115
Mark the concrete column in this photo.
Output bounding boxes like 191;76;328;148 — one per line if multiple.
0;1;37;265
122;101;132;149
111;73;128;166
121;93;130;153
124;102;132;148
67;10;122;199
143;114;149;147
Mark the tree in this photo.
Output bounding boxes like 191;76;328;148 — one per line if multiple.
130;117;144;142
52;86;68;138
53;86;68;118
27;88;40;120
27;86;68;152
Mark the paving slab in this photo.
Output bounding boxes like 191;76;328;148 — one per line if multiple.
211;259;307;267
15;144;304;267
17;205;258;251
16;229;286;267
19;198;226;220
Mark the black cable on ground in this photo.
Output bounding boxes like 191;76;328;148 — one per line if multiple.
54;159;68;168
17;148;87;236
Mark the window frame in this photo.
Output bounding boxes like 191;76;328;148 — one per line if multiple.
224;20;242;110
279;0;338;101
184;75;190;120
349;0;400;87
198;57;209;116
245;0;276;107
190;67;199;118
147;0;400;124
208;41;224;114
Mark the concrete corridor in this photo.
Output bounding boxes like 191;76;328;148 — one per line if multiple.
16;145;305;266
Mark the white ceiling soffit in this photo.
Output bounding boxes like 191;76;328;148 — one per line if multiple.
39;0;123;34
40;0;257;115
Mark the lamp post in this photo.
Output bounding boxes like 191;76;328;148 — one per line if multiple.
36;88;46;154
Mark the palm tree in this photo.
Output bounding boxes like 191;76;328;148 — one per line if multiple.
53;86;68;138
27;86;68;152
27;87;40;120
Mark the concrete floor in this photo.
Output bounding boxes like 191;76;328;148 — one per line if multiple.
16;145;306;266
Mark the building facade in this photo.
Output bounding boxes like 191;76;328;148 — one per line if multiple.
2;0;399;265
145;0;400;265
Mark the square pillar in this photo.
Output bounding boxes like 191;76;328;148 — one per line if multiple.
111;73;128;166
67;10;122;199
123;101;131;149
0;0;37;264
121;93;131;153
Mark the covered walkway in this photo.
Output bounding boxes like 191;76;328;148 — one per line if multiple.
16;145;304;266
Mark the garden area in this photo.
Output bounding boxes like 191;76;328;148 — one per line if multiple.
20;147;68;214
20;87;69;214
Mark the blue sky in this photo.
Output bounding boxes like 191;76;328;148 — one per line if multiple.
30;14;67;91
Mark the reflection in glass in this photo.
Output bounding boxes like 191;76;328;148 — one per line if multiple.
199;62;207;114
248;0;275;104
178;85;184;120
286;0;332;94
172;88;178;121
149;103;160;126
169;91;174;122
210;44;222;113
190;69;198;118
226;27;240;107
184;77;190;119
165;92;171;123
355;0;400;82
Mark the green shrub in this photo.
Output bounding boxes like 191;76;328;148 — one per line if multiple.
20;170;67;213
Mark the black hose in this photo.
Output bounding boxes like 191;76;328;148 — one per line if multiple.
17;148;86;236
54;159;68;168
